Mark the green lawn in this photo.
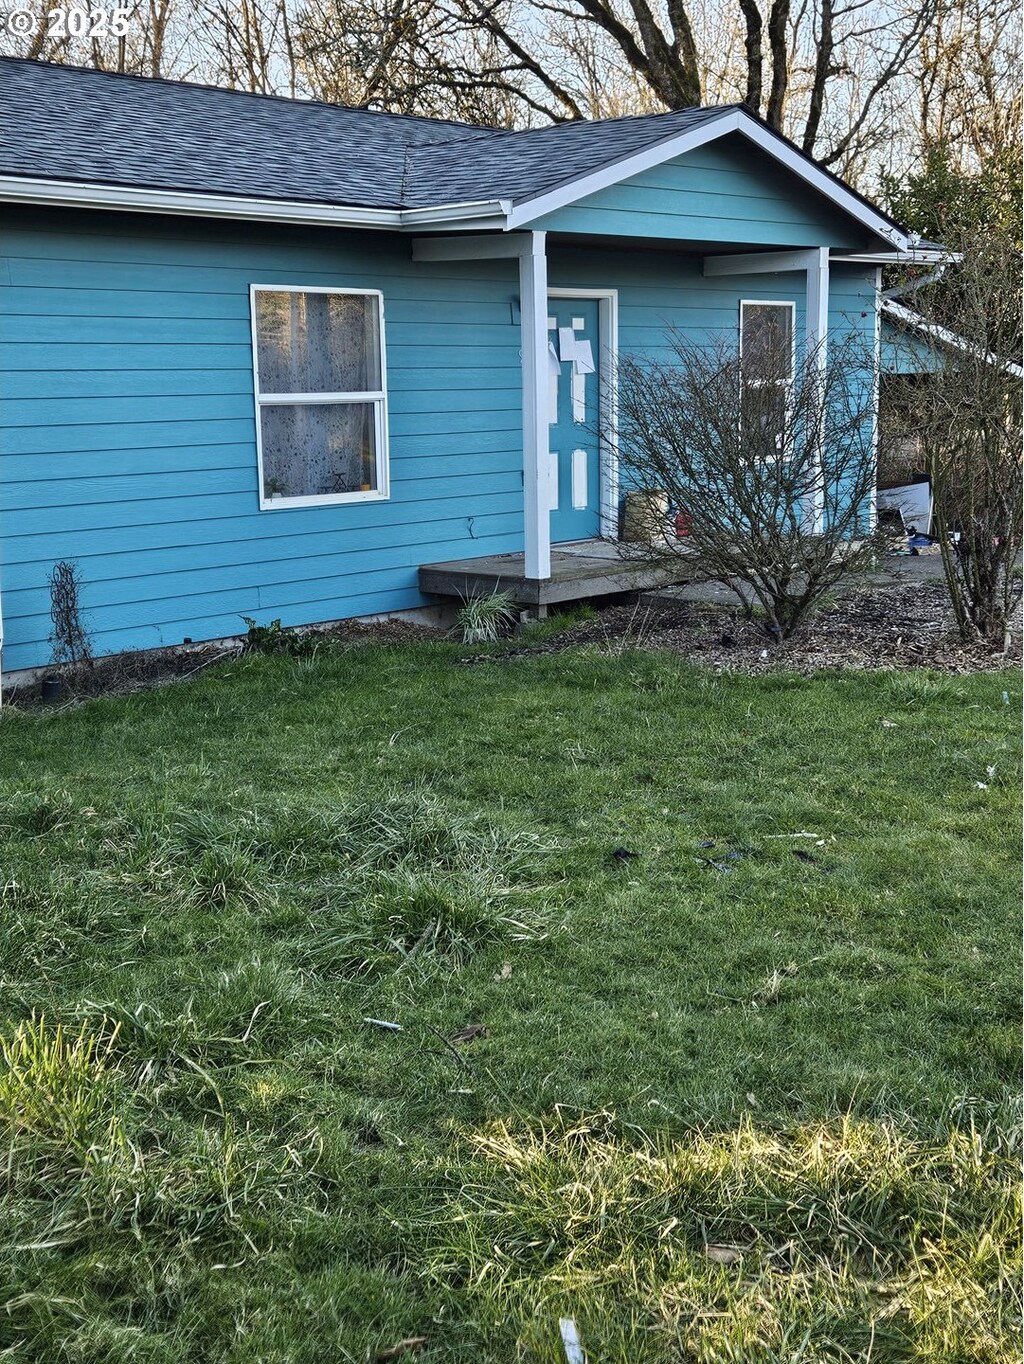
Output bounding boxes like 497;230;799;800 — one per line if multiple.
0;640;1020;1362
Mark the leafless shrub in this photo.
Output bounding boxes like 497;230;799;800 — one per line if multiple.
886;229;1023;646
48;560;92;668
617;332;881;641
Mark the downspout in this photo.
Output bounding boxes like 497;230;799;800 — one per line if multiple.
881;263;949;302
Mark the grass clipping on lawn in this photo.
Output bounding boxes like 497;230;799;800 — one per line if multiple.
421;1107;1021;1362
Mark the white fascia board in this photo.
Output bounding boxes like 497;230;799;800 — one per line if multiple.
0;174;403;225
0;174;508;231
506;108;909;251
881;299;1023;377
401;199;511;227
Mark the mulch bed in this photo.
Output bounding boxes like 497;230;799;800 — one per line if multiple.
474;575;1022;675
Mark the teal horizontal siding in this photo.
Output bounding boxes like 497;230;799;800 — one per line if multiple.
0;205;878;671
40;581;436;661
534;137;871;249
1;386;520;428
3;343;254;372
1;434;519;483
0;506;523;570
2;539;521;627
2;407;522;456
0;516;519;594
4;484;525;539
0;368;253;400
2;466;522;513
0;208;528;669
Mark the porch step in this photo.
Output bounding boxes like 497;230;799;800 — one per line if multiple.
419;540;692;608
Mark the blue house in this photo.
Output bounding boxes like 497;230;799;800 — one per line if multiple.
0;58;939;674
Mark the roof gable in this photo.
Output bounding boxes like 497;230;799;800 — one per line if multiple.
521;133;874;249
502;110;904;248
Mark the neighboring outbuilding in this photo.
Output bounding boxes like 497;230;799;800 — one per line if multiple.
0;58;936;673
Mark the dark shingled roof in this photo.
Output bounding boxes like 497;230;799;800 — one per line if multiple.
0;57;492;208
0;57;737;210
400;107;733;207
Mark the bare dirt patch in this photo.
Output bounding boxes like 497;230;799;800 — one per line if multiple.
498;573;1022;675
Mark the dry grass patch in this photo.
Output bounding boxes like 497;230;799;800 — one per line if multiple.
423;1108;1022;1362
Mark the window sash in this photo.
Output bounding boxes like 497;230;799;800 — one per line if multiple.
739;300;796;386
256;392;386;405
251;285;389;509
739;300;796;459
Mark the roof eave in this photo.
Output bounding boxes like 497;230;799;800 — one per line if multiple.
882;298;1024;377
0;174;510;231
834;248;959;265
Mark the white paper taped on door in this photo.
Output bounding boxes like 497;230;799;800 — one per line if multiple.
572;371;586;423
572;339;595;375
548;342;559;424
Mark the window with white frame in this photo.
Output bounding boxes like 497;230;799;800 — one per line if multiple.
739;300;795;454
252;287;388;507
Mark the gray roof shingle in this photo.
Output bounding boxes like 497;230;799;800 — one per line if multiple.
401;106;732;206
0;56;909;243
0;57;492;208
0;57;736;210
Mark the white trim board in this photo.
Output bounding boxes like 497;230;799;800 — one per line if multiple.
520;232;551;579
249;284;391;511
0;174;510;232
834;249;953;265
705;249;818;276
506;108;910;252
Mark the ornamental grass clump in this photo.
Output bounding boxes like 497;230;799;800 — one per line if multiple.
456;590;517;644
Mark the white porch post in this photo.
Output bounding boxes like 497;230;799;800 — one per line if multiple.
518;230;550;580
805;247;830;532
805;246;830;364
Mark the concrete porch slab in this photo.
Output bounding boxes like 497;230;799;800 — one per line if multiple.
419;539;692;608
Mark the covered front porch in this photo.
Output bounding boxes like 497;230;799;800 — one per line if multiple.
411;227;849;606
419;537;690;611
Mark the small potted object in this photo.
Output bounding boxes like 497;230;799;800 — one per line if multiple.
40;675;64;703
